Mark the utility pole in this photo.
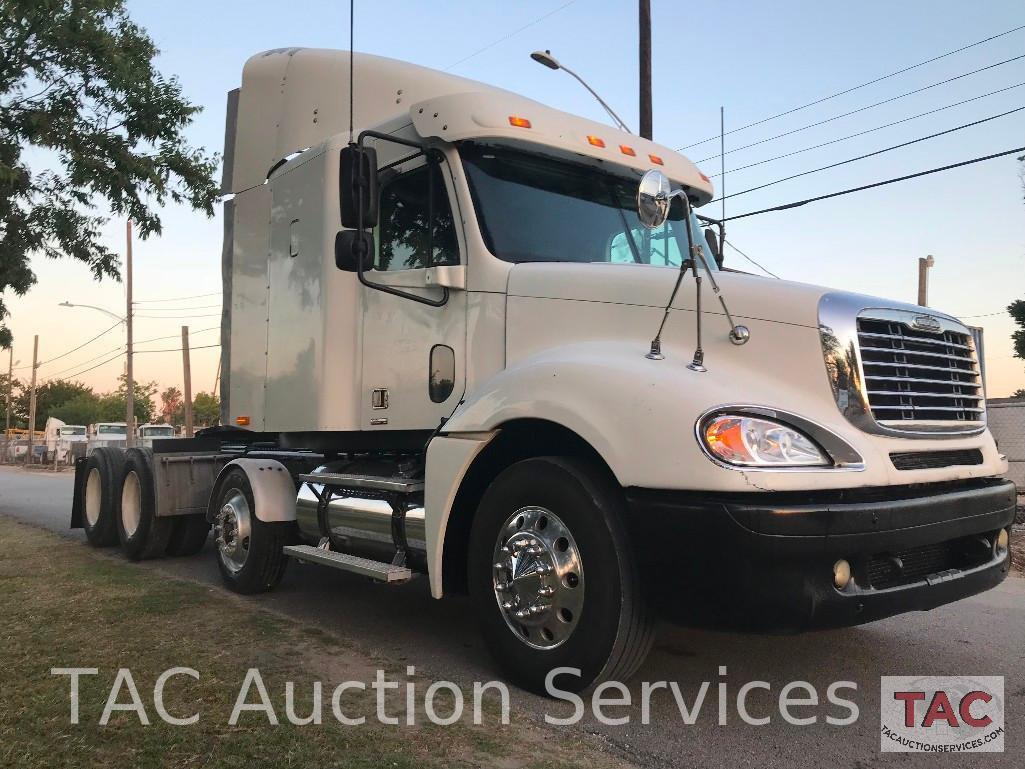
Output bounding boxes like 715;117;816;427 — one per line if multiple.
4;347;13;461
25;335;38;465
125;220;135;447
181;325;194;437
917;254;935;306
639;0;652;139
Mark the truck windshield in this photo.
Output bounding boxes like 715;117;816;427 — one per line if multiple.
61;427;86;436
460;143;715;268
97;425;126;435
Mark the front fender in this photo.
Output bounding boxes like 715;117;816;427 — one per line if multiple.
207;458;297;523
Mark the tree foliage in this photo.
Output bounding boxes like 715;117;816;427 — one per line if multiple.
0;0;219;348
1009;300;1025;363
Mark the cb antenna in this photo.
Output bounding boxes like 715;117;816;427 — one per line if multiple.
348;0;355;144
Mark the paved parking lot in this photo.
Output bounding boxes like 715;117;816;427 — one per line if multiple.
1;464;1022;768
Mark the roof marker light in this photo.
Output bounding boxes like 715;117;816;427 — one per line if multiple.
648;154;664;165
619;145;636;156
586;135;606;148
235;415;251;426
508;116;532;129
699;171;711;182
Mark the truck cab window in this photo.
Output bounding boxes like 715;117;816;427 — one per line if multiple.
376;162;459;271
461;142;714;268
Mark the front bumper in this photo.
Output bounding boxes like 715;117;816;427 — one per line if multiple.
626;478;1016;632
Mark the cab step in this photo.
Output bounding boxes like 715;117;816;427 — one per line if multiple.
282;545;413;583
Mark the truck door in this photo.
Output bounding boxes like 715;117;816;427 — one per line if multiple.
360;154;467;431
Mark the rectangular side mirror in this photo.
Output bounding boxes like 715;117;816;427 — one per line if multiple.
339;145;379;229
335;230;375;272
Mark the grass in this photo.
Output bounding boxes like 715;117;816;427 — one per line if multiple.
0;516;631;769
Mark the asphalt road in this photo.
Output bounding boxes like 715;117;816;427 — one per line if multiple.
2;464;1022;768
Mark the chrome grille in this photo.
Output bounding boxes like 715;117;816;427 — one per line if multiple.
856;316;983;427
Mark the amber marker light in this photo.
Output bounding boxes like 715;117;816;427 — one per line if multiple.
508;116;532;128
235;415;251;426
586;135;606;148
648;154;664;165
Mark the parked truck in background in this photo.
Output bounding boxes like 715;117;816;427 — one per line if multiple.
71;49;1016;693
44;418;87;465
136;424;177;448
86;422;127;454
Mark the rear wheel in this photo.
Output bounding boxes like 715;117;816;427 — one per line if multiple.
116;448;173;560
165;515;211;557
213;468;291;594
81;449;122;547
468;456;653;694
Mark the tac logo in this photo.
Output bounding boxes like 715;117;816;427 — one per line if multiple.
880;676;1004;753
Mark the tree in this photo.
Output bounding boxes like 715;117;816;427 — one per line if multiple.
93;374;156;424
1009;300;1025;364
192;391;219;427
1012;389;1025;399
13;378;93;429
1;373;25;428
0;0;219;348
51;392;100;425
159;385;182;424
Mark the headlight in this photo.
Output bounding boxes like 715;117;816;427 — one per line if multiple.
702;414;830;467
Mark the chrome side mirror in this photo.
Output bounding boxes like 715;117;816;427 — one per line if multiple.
637;169;672;229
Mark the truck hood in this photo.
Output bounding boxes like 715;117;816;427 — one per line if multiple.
506;262;830;328
505;262;957;329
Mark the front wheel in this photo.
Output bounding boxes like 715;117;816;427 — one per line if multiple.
212;468;291;594
468;456;653;694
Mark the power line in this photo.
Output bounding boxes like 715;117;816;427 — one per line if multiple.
709;81;1025;179
711;106;1025;203
55;351;126;380
691;54;1025;162
445;0;578;70
721;146;1025;222
134;327;218;346
45;345;125;378
957;310;1010;318
134;291;220;304
135;313;222;319
133;344;220;355
11;319;123;371
132;304;221;312
723;239;779;279
680;24;1025;150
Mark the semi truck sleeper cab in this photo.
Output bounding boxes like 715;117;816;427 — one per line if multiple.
71;49;1015;694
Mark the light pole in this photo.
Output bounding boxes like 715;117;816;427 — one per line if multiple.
530;50;631;133
58;300;132;444
4;350;18;462
639;0;651;139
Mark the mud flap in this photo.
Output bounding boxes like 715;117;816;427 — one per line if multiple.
70;455;88;529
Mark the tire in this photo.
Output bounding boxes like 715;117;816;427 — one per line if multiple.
212;467;291;594
165;515;211;557
116;448;173;560
81;448;123;547
468;456;654;695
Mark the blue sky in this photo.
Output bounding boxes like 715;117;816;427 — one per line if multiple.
6;0;1024;397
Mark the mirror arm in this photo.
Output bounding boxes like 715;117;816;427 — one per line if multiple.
354;129;449;308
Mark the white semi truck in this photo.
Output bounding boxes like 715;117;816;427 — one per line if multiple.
71;49;1015;693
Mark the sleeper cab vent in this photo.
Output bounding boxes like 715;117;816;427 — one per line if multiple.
889;449;984;471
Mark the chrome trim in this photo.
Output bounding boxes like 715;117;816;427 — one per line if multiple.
694;404;865;472
818;293;986;439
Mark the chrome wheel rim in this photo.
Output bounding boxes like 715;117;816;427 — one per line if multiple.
492;506;584;650
215;490;251;573
85;468;102;527
121;471;142;537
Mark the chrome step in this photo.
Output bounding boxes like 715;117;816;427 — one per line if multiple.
299;472;424;494
283;545;413;583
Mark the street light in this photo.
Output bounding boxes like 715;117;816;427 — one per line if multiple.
530;50;631;133
58;301;125;323
58;300;133;446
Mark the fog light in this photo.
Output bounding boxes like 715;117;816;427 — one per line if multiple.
833;559;852;589
995;529;1009;555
